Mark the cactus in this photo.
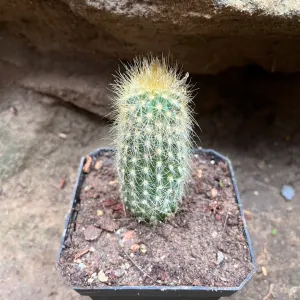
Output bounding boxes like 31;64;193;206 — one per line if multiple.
111;56;195;223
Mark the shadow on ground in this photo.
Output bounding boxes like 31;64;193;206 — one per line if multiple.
0;65;299;300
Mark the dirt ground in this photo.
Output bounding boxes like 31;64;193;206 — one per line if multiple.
0;67;299;300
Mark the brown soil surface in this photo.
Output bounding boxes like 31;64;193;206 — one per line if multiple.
58;151;254;288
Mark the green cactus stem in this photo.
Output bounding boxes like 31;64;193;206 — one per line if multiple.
111;56;196;223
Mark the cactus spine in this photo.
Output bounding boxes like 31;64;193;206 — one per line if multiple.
111;56;195;223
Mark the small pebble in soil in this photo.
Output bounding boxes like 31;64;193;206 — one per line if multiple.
98;270;108;283
140;244;147;254
95;215;119;232
90;247;96;252
210;160;215;165
281;185;295;201
112;268;125;278
58;132;67;139
197;169;202;178
217;251;224;265
94;160;103;170
211;231;218;238
84;225;102;241
130;244;140;252
97;209;104;216
253;191;259;196
109;180;119;185
211;188;218;199
87;278;94;284
84;185;92;192
77;263;86;270
115;228;123;236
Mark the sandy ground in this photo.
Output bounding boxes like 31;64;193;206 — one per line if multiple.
0;69;300;299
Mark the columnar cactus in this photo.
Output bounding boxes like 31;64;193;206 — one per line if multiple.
111;56;195;223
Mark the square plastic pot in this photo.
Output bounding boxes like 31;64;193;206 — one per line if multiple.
57;147;256;300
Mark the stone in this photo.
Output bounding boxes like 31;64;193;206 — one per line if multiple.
140;244;147;254
216;1;299;15
281;185;295;201
84;225;102;241
98;270;108;283
109;180;119;186
211;188;218;199
97;210;104;216
1;1;300;118
197;169;202;178
1;0;300;75
112;268;125;278
217;251;224;265
94;160;103;171
77;263;86;271
95;215;119;232
130;244;140;252
84;185;92;192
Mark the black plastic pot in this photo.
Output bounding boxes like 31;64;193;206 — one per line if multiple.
57;147;256;300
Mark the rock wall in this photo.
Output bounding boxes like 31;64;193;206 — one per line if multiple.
1;0;300;74
1;0;300;116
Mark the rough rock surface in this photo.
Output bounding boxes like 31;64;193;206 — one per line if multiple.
1;0;300;75
2;39;300;118
216;0;300;16
0;36;117;117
